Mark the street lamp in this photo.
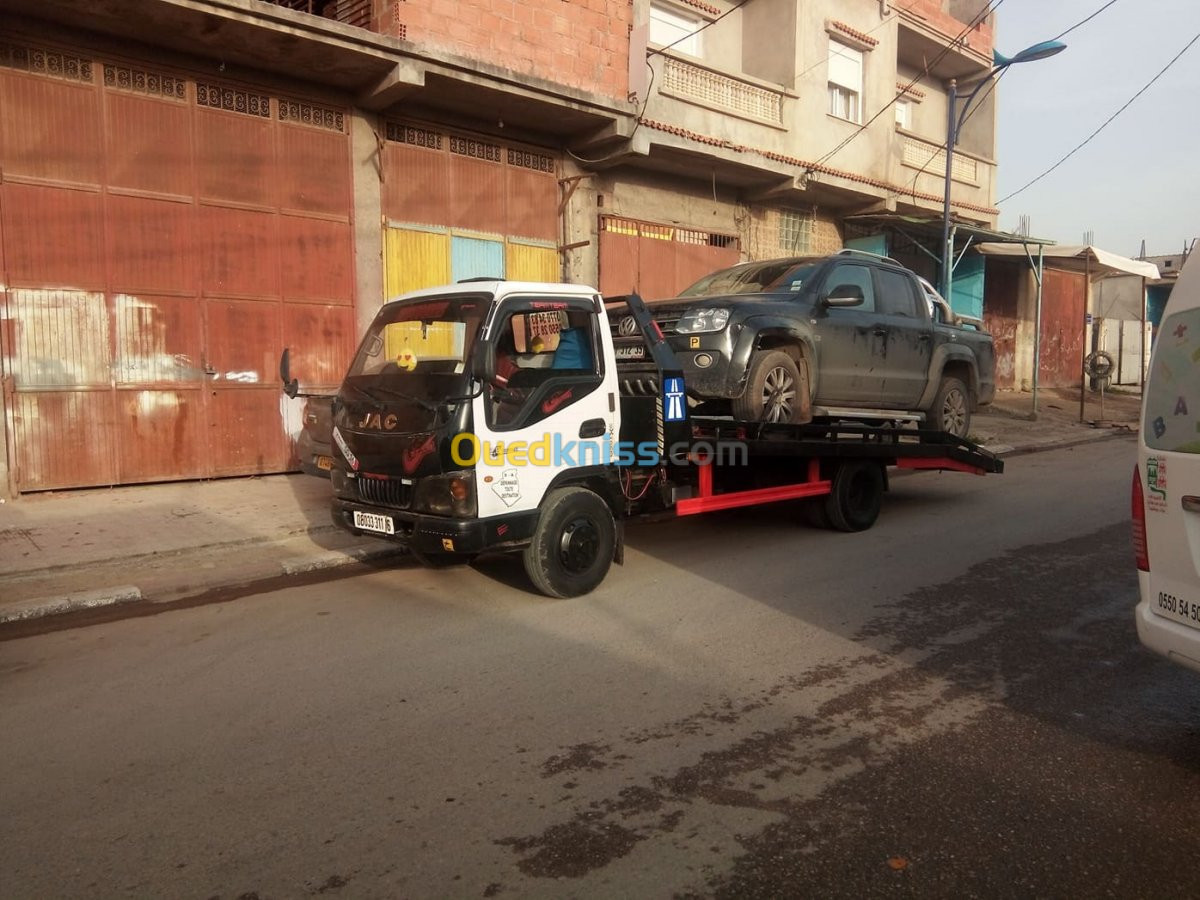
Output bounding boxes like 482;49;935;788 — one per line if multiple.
940;39;1066;301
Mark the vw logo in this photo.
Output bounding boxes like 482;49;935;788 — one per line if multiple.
617;315;639;337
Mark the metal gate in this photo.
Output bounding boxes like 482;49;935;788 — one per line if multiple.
380;122;560;296
0;38;356;491
1039;268;1087;389
598;216;740;300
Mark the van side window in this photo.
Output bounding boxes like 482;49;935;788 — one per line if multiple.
1144;308;1200;453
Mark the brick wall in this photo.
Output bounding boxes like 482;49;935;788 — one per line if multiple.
385;0;631;102
903;0;993;58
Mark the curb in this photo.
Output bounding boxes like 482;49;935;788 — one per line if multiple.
0;585;142;624
280;545;407;575
984;426;1135;459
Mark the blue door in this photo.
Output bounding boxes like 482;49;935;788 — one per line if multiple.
451;235;505;282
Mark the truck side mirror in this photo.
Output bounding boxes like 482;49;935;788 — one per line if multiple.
279;348;299;399
823;284;865;307
470;340;496;385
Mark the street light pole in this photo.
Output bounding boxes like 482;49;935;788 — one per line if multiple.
939;40;1066;304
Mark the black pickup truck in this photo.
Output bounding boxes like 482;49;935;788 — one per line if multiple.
610;249;996;437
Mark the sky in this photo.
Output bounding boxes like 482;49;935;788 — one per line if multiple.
994;0;1200;257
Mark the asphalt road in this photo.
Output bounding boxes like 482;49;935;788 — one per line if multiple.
4;437;1199;899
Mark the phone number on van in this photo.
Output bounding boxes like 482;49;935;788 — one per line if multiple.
1157;591;1200;626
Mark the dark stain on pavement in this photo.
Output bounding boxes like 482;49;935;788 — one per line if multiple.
540;742;611;777
496;817;643;878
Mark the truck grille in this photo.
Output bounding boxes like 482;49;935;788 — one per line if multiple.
356;476;412;509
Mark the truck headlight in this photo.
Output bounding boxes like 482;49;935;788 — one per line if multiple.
412;471;477;518
675;308;731;333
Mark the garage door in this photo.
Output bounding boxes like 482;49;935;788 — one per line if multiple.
0;38;356;491
380;122;560;297
599;216;740;301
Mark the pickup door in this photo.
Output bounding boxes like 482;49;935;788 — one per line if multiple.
814;263;932;408
871;267;932;407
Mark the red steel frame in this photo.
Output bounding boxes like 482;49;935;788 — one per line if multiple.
674;454;988;516
676;458;830;516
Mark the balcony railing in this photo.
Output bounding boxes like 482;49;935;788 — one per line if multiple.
901;133;979;184
660;56;785;127
261;0;373;30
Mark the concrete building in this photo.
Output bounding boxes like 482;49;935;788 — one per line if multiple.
0;0;998;493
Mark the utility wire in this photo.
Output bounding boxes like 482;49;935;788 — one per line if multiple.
1051;0;1122;41
998;28;1200;204
647;0;752;58
809;0;1004;172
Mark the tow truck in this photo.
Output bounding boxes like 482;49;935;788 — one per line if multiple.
281;280;1003;598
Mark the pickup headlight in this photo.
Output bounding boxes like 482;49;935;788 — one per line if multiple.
412;471;477;518
675;308;731;334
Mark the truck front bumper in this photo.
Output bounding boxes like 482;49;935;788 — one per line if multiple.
332;497;540;556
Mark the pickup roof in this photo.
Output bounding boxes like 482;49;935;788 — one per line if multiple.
609;249;996;437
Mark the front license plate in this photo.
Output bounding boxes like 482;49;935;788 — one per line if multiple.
353;510;395;535
316;455;333;471
615;345;645;360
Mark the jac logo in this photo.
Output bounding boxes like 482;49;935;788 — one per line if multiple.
541;389;573;415
358;411;399;431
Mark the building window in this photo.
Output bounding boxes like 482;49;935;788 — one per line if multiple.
828;40;862;122
895;98;910;129
650;3;704;58
779;210;815;253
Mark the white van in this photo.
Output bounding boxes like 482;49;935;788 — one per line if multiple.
1135;250;1200;672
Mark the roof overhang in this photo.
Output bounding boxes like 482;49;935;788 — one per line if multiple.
2;0;634;141
975;243;1161;280
844;213;1054;246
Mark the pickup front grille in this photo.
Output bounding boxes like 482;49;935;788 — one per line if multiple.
609;311;682;337
355;476;412;509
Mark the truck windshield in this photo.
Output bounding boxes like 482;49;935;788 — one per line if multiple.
345;296;487;402
679;259;822;298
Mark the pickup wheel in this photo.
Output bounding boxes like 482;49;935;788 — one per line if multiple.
929;375;971;438
824;461;885;532
523;487;615;598
734;350;810;424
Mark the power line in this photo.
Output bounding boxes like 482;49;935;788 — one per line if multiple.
809;0;1004;172
647;0;752;59
998;28;1200;204
1051;0;1122;41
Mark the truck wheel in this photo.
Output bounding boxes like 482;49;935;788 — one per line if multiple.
734;350;809;424
824;461;885;532
929;375;971;437
523;487;615;598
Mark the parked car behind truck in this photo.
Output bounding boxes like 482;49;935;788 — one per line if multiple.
610;249;995;437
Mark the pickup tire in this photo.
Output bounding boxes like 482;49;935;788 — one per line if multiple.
524;487;615;598
824;461;884;532
734;350;808;424
929;375;971;438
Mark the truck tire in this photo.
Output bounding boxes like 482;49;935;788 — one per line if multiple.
523;487;616;598
733;350;809;424
824;461;885;532
928;375;971;438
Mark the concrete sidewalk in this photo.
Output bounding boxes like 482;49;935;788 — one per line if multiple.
0;385;1141;625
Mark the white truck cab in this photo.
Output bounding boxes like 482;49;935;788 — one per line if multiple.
1135;251;1200;672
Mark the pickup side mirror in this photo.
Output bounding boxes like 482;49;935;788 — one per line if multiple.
279;348;299;399
823;284;865;307
470;340;496;386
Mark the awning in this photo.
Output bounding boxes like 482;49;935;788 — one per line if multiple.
975;244;1160;280
843;213;1056;246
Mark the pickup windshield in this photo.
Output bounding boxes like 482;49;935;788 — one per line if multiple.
345;295;487;404
679;258;823;298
